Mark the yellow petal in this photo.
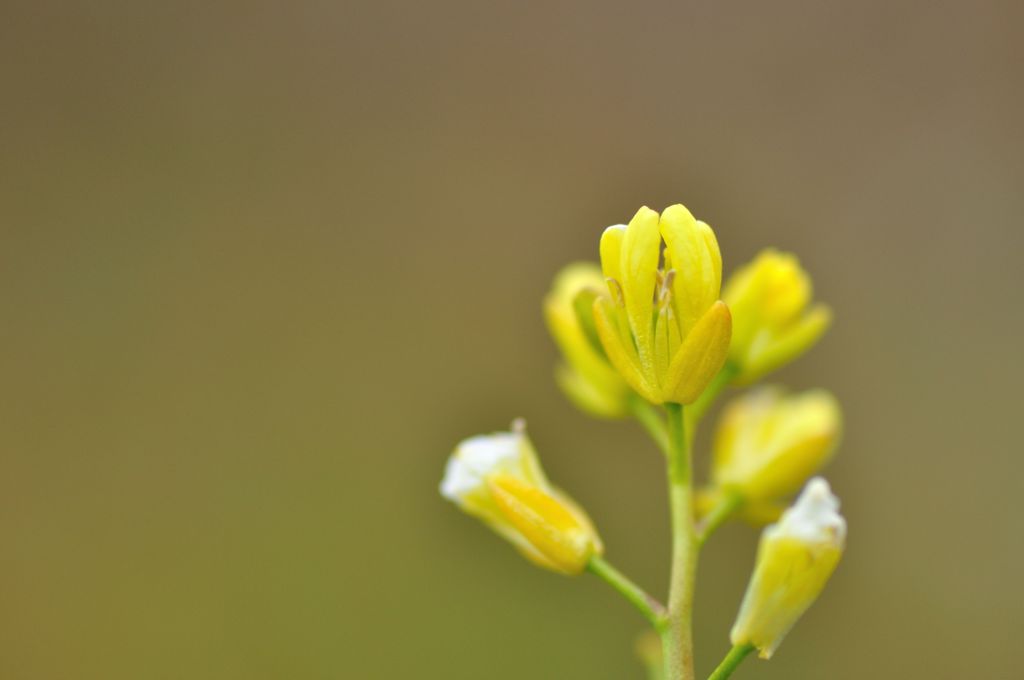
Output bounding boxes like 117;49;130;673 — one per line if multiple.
739;304;832;385
619;207;661;384
722;257;761;353
725;249;830;382
599;225;626;285
544;277;601;370
733;535;842;658
751;433;836;501
755;391;840;500
571;287;603;353
543;265;630;416
512;425;550;490
488;474;595;575
660;205;723;336
711;388;841;502
593;295;660;403
698;220;723;298
550;486;604;556
555;364;629;418
484;515;563;572
759;252;811;326
546;262;605;310
664;301;732;404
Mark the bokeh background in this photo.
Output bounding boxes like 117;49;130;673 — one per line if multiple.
2;1;1022;678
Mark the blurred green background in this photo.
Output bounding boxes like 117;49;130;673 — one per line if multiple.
2;1;1022;678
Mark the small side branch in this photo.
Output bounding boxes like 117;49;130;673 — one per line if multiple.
707;643;755;680
587;556;667;629
628;396;670;459
685;363;738;425
697;490;744;546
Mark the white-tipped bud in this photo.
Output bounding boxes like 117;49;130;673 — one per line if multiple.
440;424;603;575
729;478;846;658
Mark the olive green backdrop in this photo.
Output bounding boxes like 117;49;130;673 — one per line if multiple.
2;1;1022;678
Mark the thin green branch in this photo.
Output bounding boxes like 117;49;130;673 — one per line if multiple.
697;489;744;546
628;395;670;458
587;556;667;629
707;643;755;680
686;363;738;426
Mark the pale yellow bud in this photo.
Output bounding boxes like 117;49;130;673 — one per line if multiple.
593;204;732;405
730;478;846;659
440;422;603;574
711;387;841;505
544;263;631;418
723;249;831;384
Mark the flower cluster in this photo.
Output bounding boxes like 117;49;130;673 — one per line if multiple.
441;202;846;680
592;206;732;406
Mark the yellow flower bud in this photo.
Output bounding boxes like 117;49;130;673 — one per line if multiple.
723;249;831;384
730;478;846;659
544;263;631;418
711;387;841;506
593;204;732;405
439;421;603;574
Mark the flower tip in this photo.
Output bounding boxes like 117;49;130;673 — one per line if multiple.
660;202;696;222
629;205;660;226
774;477;846;546
811;303;834;328
439;430;522;503
439;451;477;503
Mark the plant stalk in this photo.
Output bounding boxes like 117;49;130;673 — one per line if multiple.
707;643;755;680
663;402;697;680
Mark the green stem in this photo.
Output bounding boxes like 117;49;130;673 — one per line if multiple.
686;363;738;426
587;556;667;629
663;403;697;680
697;489;744;546
629;395;670;458
707;643;755;680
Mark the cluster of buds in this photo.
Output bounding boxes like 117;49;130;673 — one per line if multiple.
441;202;847;677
